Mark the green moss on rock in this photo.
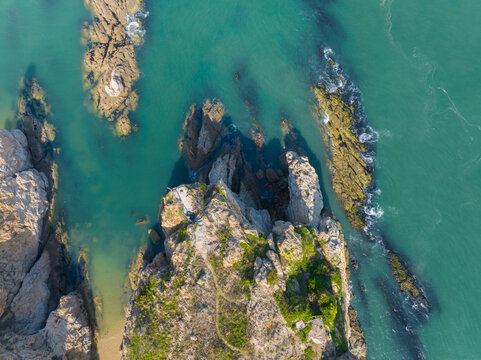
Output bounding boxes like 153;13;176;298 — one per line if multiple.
313;85;373;230
388;252;431;310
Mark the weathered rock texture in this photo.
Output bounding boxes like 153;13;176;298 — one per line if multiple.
0;79;95;359
122;101;366;359
387;251;431;312
313;85;372;230
313;80;430;313
0;129;49;320
285;151;323;226
82;0;147;136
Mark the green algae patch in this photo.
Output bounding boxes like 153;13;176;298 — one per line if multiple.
313;85;373;230
388;251;431;310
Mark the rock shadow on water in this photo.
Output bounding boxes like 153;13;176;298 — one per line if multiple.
302;0;346;41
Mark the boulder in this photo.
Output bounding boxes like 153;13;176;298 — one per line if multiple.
0;130;49;318
10;251;51;334
285;151;323;227
0;129;31;179
43;292;93;359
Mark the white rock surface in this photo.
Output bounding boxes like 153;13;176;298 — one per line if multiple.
43;292;93;359
285;151;323;227
11;251;51;334
0;130;49;318
0;129;32;179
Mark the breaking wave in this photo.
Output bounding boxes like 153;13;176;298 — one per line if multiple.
125;10;149;42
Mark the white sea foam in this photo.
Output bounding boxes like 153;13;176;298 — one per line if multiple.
125;10;149;41
359;125;379;143
365;205;384;219
361;154;374;165
322;109;330;124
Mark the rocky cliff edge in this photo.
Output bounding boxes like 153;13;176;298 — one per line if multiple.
122;100;366;360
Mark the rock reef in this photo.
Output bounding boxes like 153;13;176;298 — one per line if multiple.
387;251;431;312
122;100;366;359
313;80;431;313
0;79;95;359
313;85;373;231
82;0;147;136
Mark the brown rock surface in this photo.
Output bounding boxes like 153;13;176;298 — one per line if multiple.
82;0;147;136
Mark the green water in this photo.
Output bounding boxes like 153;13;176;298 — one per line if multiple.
1;0;481;358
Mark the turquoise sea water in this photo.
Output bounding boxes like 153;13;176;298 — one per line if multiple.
1;0;481;358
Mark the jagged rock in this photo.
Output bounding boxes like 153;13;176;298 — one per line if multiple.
387;251;431;312
0;81;95;359
43;292;93;359
265;168;279;183
0;129;32;179
10;251;51;334
83;0;146;136
272;221;303;276
0;332;52;360
347;306;367;360
17;76;56;183
320;218;367;360
0;130;49;318
180;100;226;177
123;180;364;359
285;151;323;227
198;100;224;154
208;153;237;189
313;85;372;230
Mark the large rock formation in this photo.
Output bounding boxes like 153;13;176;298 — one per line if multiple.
82;0;147;136
313;85;372;231
0;129;49;320
285;151;323;226
0;79;95;359
313;63;430;313
122;100;366;359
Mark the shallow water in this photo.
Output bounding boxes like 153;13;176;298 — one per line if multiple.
1;0;481;359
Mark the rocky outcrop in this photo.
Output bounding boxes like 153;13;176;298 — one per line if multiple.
82;0;147;136
122;102;366;359
313;73;430;313
0;79;95;359
179;100;227;178
387;251;431;312
285;151;323;226
44;292;93;359
313;85;372;230
0;129;49;319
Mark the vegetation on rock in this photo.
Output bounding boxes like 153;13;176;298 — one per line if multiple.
313;85;373;230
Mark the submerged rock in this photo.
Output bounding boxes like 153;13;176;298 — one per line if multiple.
313;82;430;315
43;292;93;359
82;0;147;136
387;251;431;312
